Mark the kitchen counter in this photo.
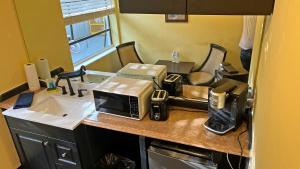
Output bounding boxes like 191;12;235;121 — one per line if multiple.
83;109;249;157
1;85;250;157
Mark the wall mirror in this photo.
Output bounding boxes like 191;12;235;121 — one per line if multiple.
13;0;268;86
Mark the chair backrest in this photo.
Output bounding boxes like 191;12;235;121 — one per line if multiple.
199;44;227;75
116;41;143;66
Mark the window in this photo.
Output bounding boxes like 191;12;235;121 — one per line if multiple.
60;0;114;65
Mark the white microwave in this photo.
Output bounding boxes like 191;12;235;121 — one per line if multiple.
93;77;153;120
117;63;167;89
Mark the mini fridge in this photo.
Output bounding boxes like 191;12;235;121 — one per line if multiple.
148;140;221;169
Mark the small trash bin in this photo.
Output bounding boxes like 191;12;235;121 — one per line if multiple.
94;153;136;169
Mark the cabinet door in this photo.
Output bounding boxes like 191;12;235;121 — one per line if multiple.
187;0;275;15
11;129;53;169
119;0;186;14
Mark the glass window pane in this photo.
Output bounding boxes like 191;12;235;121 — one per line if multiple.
70;31;112;64
65;16;112;64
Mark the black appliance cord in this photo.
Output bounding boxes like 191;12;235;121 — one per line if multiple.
168;108;204;113
152;77;162;89
237;129;248;169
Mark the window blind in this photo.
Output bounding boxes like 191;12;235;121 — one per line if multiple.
61;0;114;25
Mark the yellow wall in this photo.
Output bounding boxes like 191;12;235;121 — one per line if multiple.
0;0;28;94
254;0;300;168
0;0;27;168
118;14;244;69
14;0;73;71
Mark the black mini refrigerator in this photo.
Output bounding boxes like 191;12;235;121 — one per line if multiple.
148;140;221;169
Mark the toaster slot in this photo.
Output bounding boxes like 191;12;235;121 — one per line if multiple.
159;91;165;98
153;90;160;98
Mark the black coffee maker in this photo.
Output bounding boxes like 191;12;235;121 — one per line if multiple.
204;78;248;135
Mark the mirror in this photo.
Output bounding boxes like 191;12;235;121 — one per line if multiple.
13;0;266;86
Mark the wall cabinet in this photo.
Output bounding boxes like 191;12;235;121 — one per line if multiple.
118;0;275;15
5;117;93;169
119;0;186;14
187;0;275;15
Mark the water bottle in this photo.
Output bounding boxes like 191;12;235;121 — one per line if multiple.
172;51;180;63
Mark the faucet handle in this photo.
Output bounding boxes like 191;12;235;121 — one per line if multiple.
80;66;87;82
57;86;67;95
78;89;88;97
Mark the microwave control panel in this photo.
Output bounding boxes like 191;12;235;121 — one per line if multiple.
129;96;139;118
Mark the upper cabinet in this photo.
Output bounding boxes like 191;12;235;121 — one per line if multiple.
187;0;275;15
118;0;275;15
119;0;186;14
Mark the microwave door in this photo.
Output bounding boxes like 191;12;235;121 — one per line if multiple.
94;91;131;117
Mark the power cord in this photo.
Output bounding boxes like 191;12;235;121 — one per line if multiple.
238;129;248;169
152;77;162;89
168;108;205;113
226;128;248;169
227;153;234;169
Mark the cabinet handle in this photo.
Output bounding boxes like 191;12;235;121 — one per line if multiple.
61;153;67;158
43;141;49;146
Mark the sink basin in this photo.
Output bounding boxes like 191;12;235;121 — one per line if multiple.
3;91;96;130
3;70;117;130
30;96;93;118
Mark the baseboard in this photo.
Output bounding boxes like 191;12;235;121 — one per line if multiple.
0;83;28;102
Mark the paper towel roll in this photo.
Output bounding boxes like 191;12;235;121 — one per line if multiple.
36;58;51;80
24;63;41;91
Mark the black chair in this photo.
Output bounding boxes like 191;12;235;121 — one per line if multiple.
188;44;227;86
116;41;144;67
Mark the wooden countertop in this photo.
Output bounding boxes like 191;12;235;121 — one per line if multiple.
83;109;250;157
0;94;19;110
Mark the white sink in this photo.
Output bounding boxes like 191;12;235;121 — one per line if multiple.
3;71;117;130
30;96;93;118
3;90;96;130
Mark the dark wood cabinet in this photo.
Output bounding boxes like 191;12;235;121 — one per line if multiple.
119;0;186;14
118;0;275;15
5;117;93;169
187;0;275;15
11;130;53;169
